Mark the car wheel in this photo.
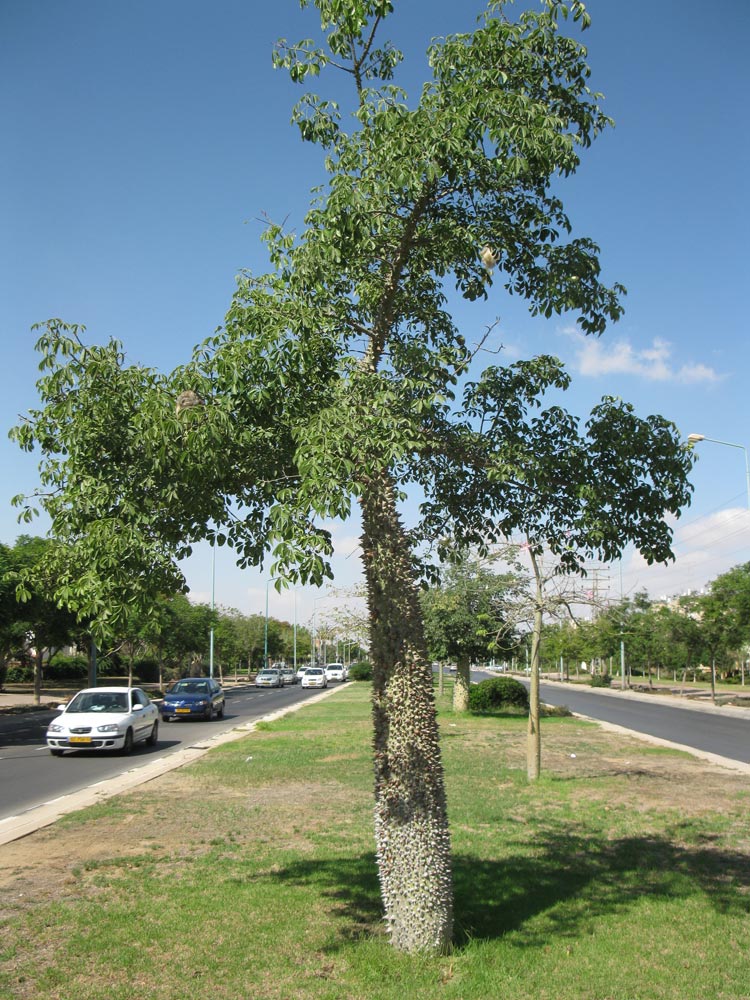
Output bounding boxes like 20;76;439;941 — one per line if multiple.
162;714;171;723
146;720;159;746
50;748;64;757
205;704;214;721
217;703;224;719
122;728;134;755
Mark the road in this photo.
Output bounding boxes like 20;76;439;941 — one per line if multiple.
513;674;750;766
0;682;322;822
4;674;748;827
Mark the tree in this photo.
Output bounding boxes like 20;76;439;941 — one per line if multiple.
2;536;80;703
0;542;19;689
702;563;750;677
161;595;214;677
11;2;694;952
487;543;604;779
420;556;517;710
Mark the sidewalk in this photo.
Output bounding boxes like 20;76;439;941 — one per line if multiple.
536;674;750;719
0;689;72;711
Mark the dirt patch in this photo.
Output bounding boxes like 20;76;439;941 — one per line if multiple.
0;769;366;911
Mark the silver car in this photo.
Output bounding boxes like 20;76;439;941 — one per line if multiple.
255;669;282;688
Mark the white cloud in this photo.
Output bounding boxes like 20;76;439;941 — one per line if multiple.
562;328;722;384
621;507;750;599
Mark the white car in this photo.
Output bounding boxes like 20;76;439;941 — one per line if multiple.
301;667;327;689
46;686;159;756
325;663;346;683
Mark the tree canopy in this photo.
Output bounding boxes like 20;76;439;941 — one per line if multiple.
11;0;695;952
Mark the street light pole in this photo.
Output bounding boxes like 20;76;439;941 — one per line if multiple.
310;595;328;667
209;540;216;679
264;578;271;669
293;589;297;672
688;433;750;508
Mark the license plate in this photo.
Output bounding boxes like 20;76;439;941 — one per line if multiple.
69;736;92;744
176;708;191;713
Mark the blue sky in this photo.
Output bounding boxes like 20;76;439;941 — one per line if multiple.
2;0;749;628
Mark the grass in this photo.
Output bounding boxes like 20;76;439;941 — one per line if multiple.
1;683;749;1000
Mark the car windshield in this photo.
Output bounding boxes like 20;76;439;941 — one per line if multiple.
172;681;208;694
307;669;323;675
67;692;128;713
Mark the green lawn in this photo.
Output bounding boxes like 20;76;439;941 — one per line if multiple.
1;683;749;1000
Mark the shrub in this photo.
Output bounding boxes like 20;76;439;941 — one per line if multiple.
4;663;33;684
348;662;372;681
590;673;611;688
134;658;160;683
469;676;529;714
46;656;89;681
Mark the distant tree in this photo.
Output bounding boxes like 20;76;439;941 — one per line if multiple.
421;557;518;711
212;609;244;680
703;563;750;676
159;595;213;677
4;536;80;703
490;544;602;780
0;542;18;688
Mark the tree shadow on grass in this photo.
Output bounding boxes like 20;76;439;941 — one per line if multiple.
269;824;750;950
272;851;383;941
453;825;750;945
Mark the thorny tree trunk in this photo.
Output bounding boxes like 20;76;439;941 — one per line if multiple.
359;469;453;953
453;654;470;712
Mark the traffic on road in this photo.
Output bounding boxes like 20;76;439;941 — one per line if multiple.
0;680;337;822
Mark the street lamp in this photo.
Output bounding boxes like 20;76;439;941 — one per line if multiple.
209;539;216;678
264;578;273;669
687;434;750;508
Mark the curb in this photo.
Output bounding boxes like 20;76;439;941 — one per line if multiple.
571;711;750;776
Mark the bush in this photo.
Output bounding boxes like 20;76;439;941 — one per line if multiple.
46;656;89;681
469;676;529;714
590;673;611;688
4;663;33;684
134;658;160;683
348;661;372;681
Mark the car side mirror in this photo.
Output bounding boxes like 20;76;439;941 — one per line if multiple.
132;704;144;712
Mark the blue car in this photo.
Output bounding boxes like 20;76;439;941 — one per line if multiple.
161;678;225;722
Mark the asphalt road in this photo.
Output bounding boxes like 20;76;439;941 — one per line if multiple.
4;675;748;829
522;676;750;766
0;682;325;822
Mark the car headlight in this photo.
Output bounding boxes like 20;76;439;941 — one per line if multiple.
96;724;121;733
195;699;208;706
47;723;64;733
